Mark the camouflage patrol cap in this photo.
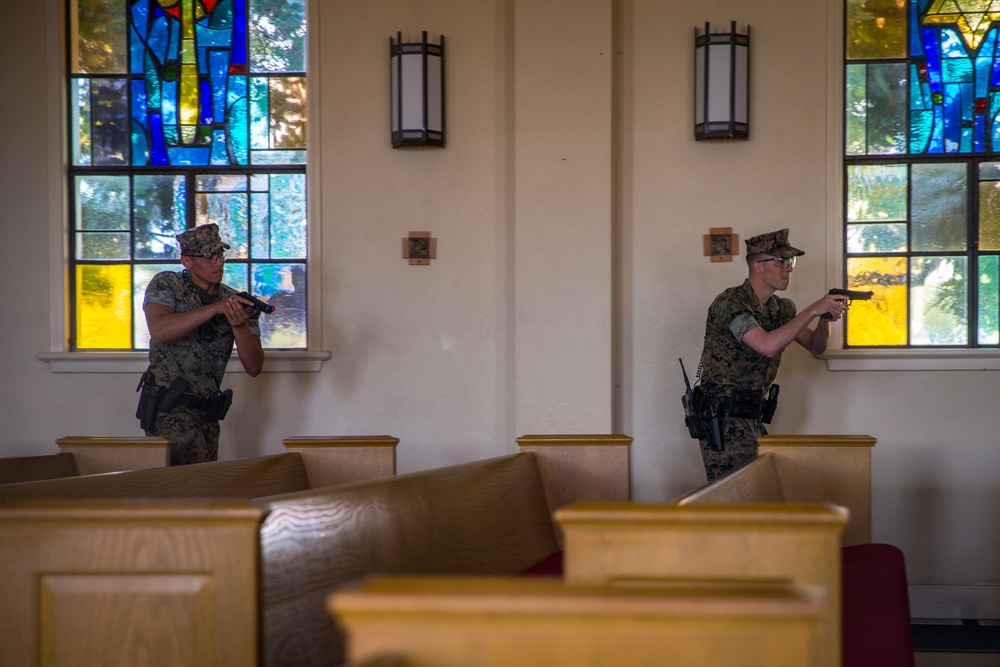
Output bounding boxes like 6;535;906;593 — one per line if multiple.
745;228;804;258
177;224;231;255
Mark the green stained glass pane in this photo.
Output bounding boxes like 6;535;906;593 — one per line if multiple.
847;256;907;345
979;255;1000;344
270;77;307;149
847;164;907;222
911;256;968;345
252;263;305;349
846;0;906;60
76;232;130;260
135;175;186;259
249;0;307;73
76;264;131;349
866;64;908;154
133;263;181;349
196;193;249;258
846;65;868;155
73;0;126;74
912;163;967;251
76;175;130;231
847;223;907;253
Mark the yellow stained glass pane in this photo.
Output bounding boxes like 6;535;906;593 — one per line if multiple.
846;0;907;60
73;0;126;74
270;77;307;149
76;264;131;349
846;256;908;345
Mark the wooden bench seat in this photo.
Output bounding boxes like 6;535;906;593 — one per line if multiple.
329;575;827;667
0;436;169;484
0;434;630;667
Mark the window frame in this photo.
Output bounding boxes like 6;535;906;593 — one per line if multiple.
825;0;1000;370
40;0;327;373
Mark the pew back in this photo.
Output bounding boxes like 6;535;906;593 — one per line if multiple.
330;575;826;667
0;453;311;502
0;498;261;667
256;452;560;667
556;501;848;667
678;434;875;546
0;436;169;484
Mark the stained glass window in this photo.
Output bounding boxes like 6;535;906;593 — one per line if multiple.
68;0;307;350
843;0;1000;347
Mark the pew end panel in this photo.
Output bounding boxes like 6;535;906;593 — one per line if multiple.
516;434;632;515
328;575;827;667
757;434;874;546
283;435;398;488
0;498;261;667
556;501;848;667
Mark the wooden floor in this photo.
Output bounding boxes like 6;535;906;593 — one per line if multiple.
916;652;1000;666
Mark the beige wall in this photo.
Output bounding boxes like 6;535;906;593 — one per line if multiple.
2;0;999;619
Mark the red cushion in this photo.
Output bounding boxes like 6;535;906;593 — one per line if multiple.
842;543;914;667
518;551;564;576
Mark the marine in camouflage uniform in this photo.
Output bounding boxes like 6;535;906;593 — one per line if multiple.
141;224;264;466
695;229;848;481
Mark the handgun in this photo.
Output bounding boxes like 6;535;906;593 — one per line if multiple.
822;288;873;319
236;291;275;314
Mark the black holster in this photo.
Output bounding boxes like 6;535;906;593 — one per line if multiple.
135;370;162;432
204;389;233;421
761;384;780;424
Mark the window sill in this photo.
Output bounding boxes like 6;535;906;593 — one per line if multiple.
37;351;331;373
823;348;1000;371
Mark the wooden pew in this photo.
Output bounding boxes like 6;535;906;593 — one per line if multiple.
0;435;399;503
677;434;875;546
0;436;169;484
0;434;628;667
555;434;913;667
0;498;260;667
556;501;847;667
258;434;630;667
329;575;827;667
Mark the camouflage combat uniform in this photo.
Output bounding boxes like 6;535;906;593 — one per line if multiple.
142;270;260;466
697;278;796;481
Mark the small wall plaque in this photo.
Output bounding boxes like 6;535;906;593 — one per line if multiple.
403;231;437;265
704;227;739;262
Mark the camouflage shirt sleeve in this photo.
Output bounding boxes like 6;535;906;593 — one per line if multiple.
729;312;760;341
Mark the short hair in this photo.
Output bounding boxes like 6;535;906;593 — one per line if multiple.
746;252;769;267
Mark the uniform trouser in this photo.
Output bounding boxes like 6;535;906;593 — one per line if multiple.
148;406;220;466
698;414;763;482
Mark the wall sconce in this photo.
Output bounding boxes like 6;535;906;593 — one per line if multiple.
390;31;445;148
694;21;750;140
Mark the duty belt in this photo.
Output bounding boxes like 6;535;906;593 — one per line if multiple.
721;389;764;420
174;393;214;411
